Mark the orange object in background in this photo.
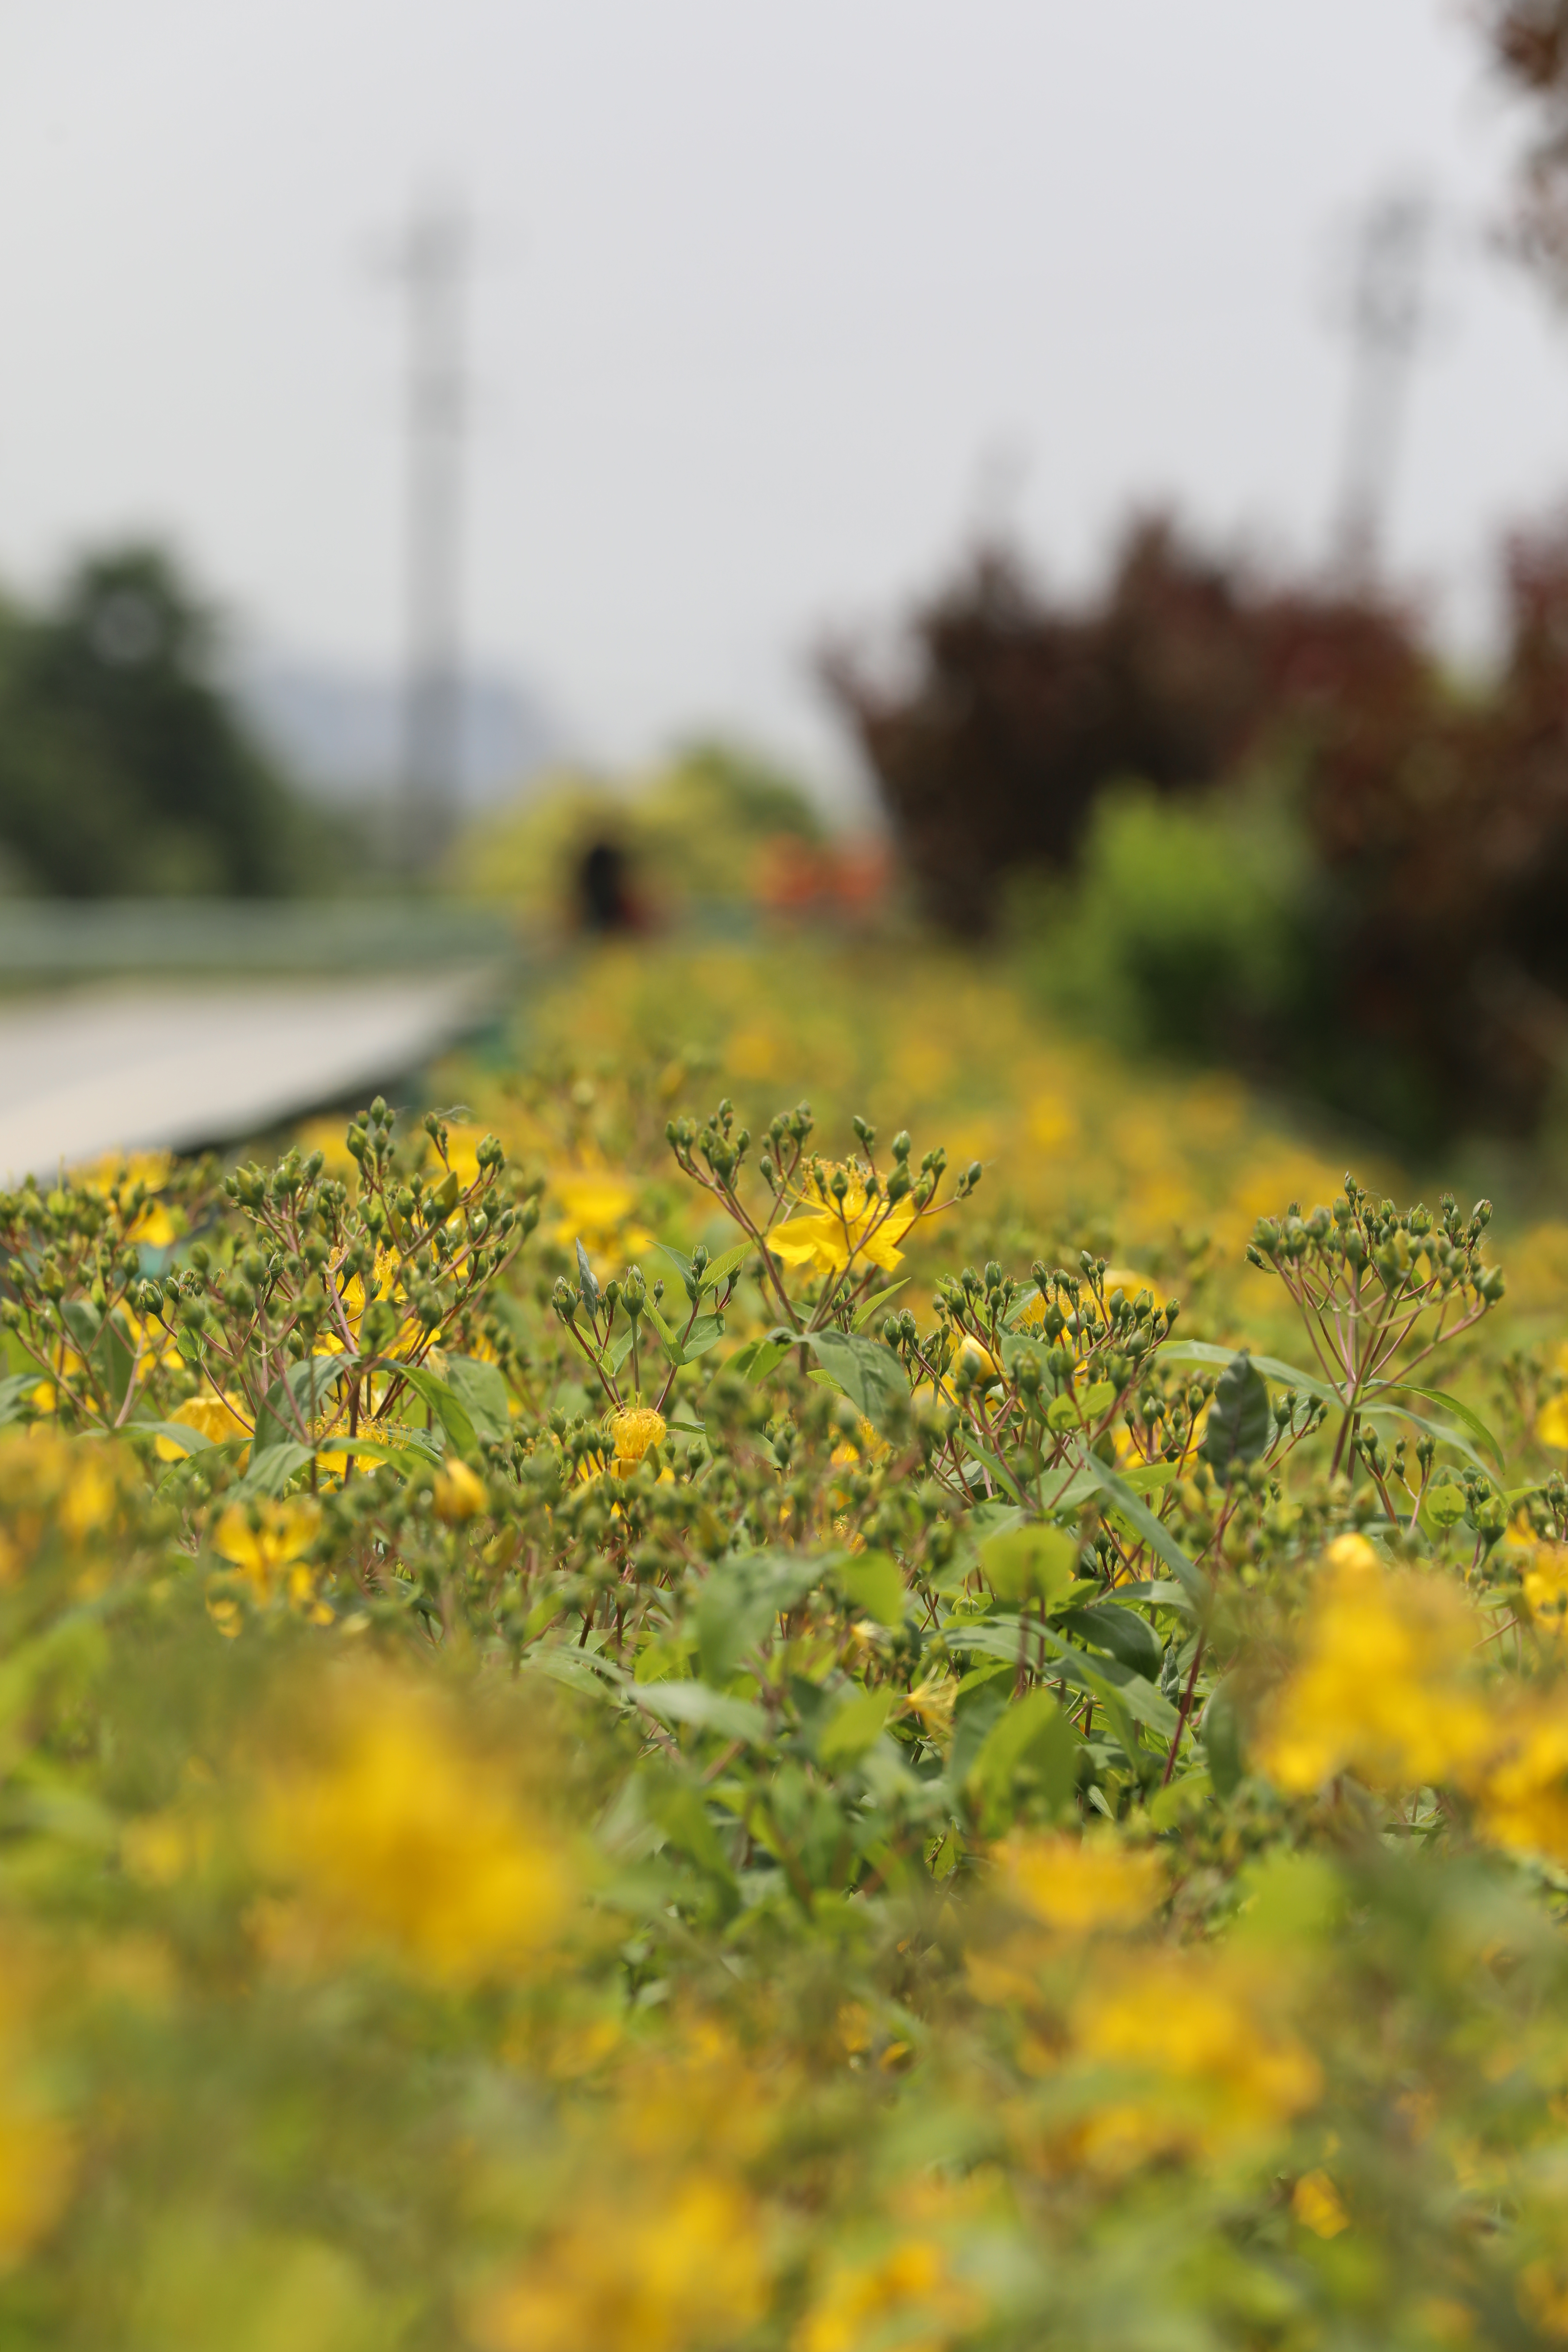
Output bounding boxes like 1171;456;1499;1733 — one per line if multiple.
753;832;891;920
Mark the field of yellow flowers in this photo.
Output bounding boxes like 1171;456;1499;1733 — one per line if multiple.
8;933;1568;2348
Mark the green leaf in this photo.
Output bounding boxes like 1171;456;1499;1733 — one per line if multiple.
943;1614;1174;1740
725;1328;795;1385
949;1678;1007;1788
1057;1600;1163;1682
646;1304;727;1371
805;1330;910;1436
442;1355;512;1446
963;1435;1027;1506
397;1364;474;1457
1078;1379;1117;1419
1161;1338;1338;1406
645;1776;736;1886
981;1525;1077;1607
696;1551;821;1683
1080;1458;1208;1617
679;1314;728;1364
1108;1577;1198;1619
1378;1383;1503;1471
966;1689;1077;1826
1147;1770;1212;1828
314;1431;441;1474
63;1300;136;1414
1003;1285;1041;1332
135;1418;218;1458
1202;1678;1245;1798
817;1687;895;1769
0;1371;44;1429
528;1645;626;1699
236;1440;315;1499
698;1240;752;1295
60;1299;104;1361
633;1680;768;1745
96;1314;138;1414
642;1294;681;1364
850;1278;910;1331
838;1550;905;1627
1200;1352;1272;1475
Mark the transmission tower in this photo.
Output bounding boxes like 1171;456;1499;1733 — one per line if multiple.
1332;189;1433;580
387;193;470;875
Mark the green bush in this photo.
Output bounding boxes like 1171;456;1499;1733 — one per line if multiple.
1015;779;1311;1061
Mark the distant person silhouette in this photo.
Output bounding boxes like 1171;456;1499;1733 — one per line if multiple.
578;837;637;932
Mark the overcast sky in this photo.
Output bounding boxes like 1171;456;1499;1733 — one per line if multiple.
1;1;1565;802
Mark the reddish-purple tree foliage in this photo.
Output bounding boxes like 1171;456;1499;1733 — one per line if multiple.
827;515;1568;1137
1479;0;1568;276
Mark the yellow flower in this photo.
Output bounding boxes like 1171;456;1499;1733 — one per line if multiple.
123;1309;184;1374
1538;1393;1568;1451
609;1406;666;1476
828;1414;890;1469
0;1430;128;1585
1524;1544;1568;1637
1293;2169;1350;2239
433;1458;488;1522
1473;1704;1568;1864
315;1253;418;1361
548;1170;653;1262
794;2237;981;2352
253;1671;574;1984
0;1948;73;2270
903;1678;957;1737
210;1498;326;1621
768;1161;916;1279
74;1149;179;1247
996;1832;1165;1937
1520;2261;1568;2340
1255;1544;1494;1796
474;2173;768;2352
1070;1945;1322;2168
1321;1531;1380;1574
153;1392;251;1464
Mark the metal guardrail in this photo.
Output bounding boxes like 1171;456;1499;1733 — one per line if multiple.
0;898;526;979
0;900;533;1172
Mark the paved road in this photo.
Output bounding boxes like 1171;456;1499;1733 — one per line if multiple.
0;973;497;1182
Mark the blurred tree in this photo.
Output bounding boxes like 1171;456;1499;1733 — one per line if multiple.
823;521;1304;936
827;514;1568;1144
1480;1;1568;280
0;546;339;896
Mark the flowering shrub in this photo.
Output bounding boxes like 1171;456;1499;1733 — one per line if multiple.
6;938;1568;2345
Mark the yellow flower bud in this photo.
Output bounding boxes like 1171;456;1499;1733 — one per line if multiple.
434;1459;488;1522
